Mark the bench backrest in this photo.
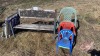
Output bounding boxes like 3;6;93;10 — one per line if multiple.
18;8;57;24
18;9;56;18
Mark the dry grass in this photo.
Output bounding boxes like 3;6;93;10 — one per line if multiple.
0;0;100;56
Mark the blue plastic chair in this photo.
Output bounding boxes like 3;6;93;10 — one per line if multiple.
56;29;74;55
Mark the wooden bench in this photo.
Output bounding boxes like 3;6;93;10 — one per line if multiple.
3;7;57;38
16;8;57;31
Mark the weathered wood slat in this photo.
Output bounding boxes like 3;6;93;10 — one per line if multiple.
20;16;54;21
14;24;54;31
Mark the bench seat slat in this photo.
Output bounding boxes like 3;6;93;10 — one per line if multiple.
14;24;54;31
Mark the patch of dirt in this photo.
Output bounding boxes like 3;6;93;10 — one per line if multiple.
80;41;94;52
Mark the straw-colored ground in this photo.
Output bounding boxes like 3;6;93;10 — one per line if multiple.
0;0;100;56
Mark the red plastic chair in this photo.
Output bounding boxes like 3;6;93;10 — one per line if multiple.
58;21;76;36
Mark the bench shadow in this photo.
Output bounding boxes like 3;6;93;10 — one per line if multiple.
87;49;100;56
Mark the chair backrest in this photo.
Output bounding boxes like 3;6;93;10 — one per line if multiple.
58;29;74;41
57;7;77;27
